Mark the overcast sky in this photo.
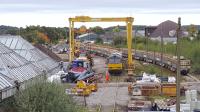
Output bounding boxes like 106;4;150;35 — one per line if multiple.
0;0;200;27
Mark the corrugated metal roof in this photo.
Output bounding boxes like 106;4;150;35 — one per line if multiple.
0;73;14;91
0;35;59;72
0;42;42;82
0;35;61;93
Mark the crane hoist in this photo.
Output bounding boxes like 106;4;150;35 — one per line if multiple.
68;16;134;75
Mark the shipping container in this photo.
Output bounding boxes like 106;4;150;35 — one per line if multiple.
162;83;176;97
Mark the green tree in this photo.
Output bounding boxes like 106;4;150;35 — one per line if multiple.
15;81;87;112
112;26;120;33
113;36;126;46
91;26;105;35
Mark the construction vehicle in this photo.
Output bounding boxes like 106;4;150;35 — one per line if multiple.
71;58;91;71
63;50;94;83
75;80;91;96
88;83;98;92
78;52;94;67
71;80;98;96
107;52;123;74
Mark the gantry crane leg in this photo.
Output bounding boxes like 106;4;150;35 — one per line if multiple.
69;20;75;62
126;21;134;76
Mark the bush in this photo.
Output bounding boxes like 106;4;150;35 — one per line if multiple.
15;81;87;112
0;97;17;112
149;66;156;74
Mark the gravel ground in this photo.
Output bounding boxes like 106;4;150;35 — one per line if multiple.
73;56;131;112
72;55;200;112
73;83;131;112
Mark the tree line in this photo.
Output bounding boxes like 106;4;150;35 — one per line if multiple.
0;25;68;44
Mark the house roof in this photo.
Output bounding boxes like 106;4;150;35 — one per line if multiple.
150;20;178;38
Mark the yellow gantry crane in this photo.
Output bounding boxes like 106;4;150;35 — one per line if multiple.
69;16;134;75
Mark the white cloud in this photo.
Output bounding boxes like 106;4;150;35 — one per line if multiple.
1;11;200;28
0;0;200;27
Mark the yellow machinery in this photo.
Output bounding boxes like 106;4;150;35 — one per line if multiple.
107;53;123;74
69;16;134;75
74;40;81;57
88;83;98;92
72;80;98;96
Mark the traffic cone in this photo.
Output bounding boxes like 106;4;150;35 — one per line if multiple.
105;71;110;82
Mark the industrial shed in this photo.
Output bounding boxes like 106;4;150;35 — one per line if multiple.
0;35;60;100
0;42;43;100
0;35;59;75
0;74;15;100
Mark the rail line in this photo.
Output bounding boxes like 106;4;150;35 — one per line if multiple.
82;44;191;75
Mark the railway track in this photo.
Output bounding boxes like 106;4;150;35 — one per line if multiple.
187;74;200;82
82;44;191;75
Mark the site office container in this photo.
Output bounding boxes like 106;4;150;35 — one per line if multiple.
161;83;176;97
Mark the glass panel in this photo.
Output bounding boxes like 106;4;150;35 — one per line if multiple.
5;38;12;47
10;38;18;49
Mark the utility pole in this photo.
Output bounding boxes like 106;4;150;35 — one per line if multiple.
134;30;137;69
160;25;164;76
176;17;181;112
146;32;148;62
